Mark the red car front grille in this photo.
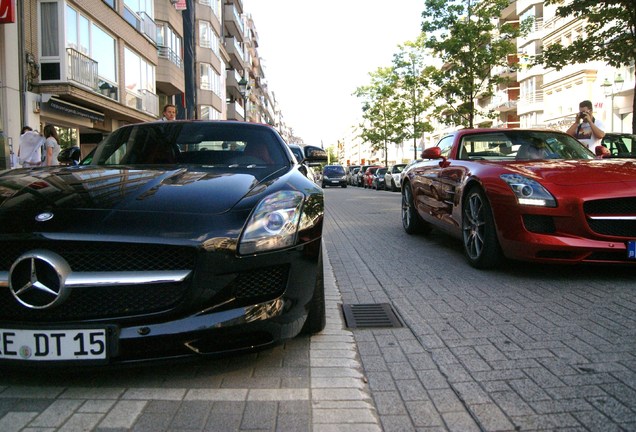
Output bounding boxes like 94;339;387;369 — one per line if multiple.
584;197;636;237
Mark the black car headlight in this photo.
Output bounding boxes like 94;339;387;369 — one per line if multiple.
239;190;304;254
500;174;557;207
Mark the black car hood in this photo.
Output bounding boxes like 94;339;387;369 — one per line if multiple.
0;165;287;241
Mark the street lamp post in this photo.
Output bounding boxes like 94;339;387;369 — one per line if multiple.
238;77;249;122
601;74;625;132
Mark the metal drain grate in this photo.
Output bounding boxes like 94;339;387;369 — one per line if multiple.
341;303;403;329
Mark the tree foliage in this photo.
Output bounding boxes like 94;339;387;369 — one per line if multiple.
421;0;521;128
539;0;636;133
392;34;434;160
354;67;406;166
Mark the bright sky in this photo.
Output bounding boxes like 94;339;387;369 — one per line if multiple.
241;0;425;147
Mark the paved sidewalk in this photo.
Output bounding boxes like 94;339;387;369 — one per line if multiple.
310;247;381;432
322;187;636;432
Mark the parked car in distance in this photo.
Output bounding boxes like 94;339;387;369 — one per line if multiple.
362;166;382;189
600;133;636;158
0;120;327;366
322;164;347;188
384;163;406;191
372;167;388;190
348;167;360;185
355;165;373;187
346;165;360;185
401;128;636;269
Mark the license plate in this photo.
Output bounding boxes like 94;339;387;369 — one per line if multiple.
0;328;107;361
628;241;636;260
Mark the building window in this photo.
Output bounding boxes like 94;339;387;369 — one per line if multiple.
125;47;158;115
64;5;117;96
157;23;183;68
198;20;219;54
123;0;153;17
199;63;220;95
123;0;156;43
41;2;60;57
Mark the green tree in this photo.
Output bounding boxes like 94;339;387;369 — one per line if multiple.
392;34;434;160
421;0;521;128
354;67;406;167
539;0;636;133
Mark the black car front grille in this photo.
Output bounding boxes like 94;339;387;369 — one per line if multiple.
584;197;636;214
0;282;189;322
583;197;636;237
230;265;288;300
0;241;197;272
0;240;291;322
522;215;556;234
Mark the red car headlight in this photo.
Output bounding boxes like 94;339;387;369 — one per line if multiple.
500;174;557;207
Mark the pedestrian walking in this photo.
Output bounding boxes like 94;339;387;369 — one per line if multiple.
42;124;61;166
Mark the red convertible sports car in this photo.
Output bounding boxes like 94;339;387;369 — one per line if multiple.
401;129;636;269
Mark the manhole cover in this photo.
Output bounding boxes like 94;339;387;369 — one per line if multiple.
341;303;403;329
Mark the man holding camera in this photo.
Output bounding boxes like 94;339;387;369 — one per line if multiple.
567;100;605;151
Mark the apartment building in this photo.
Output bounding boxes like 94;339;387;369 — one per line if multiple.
0;0;282;169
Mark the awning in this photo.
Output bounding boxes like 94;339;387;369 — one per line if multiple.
47;97;105;123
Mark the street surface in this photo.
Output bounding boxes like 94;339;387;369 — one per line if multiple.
0;185;634;431
324;186;636;432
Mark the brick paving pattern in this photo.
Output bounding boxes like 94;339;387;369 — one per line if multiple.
323;187;636;432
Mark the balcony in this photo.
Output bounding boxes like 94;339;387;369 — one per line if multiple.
516;90;544;115
518;17;543;46
226;100;245;121
226;69;243;96
125;88;159;117
225;37;246;71
224;4;244;41
66;48;98;91
158;46;182;69
123;7;157;45
495;99;519;112
493;65;517;79
157;46;185;95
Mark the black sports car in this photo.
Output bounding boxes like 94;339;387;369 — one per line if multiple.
0;121;328;365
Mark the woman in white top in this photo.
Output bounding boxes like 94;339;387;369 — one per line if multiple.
43;124;61;166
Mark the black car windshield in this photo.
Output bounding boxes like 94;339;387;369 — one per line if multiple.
323;166;345;176
459;130;596;161
89;122;289;167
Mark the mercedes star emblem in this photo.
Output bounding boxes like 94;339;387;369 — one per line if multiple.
35;212;54;222
8;250;72;309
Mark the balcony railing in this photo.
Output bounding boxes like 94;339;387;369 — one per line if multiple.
125;88;159;116
158;46;183;69
519;91;544;104
139;12;158;45
67;48;98;90
226;37;245;62
123;7;157;45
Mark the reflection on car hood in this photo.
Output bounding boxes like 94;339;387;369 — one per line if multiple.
510;159;636;186
0;166;273;214
0;166;286;241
